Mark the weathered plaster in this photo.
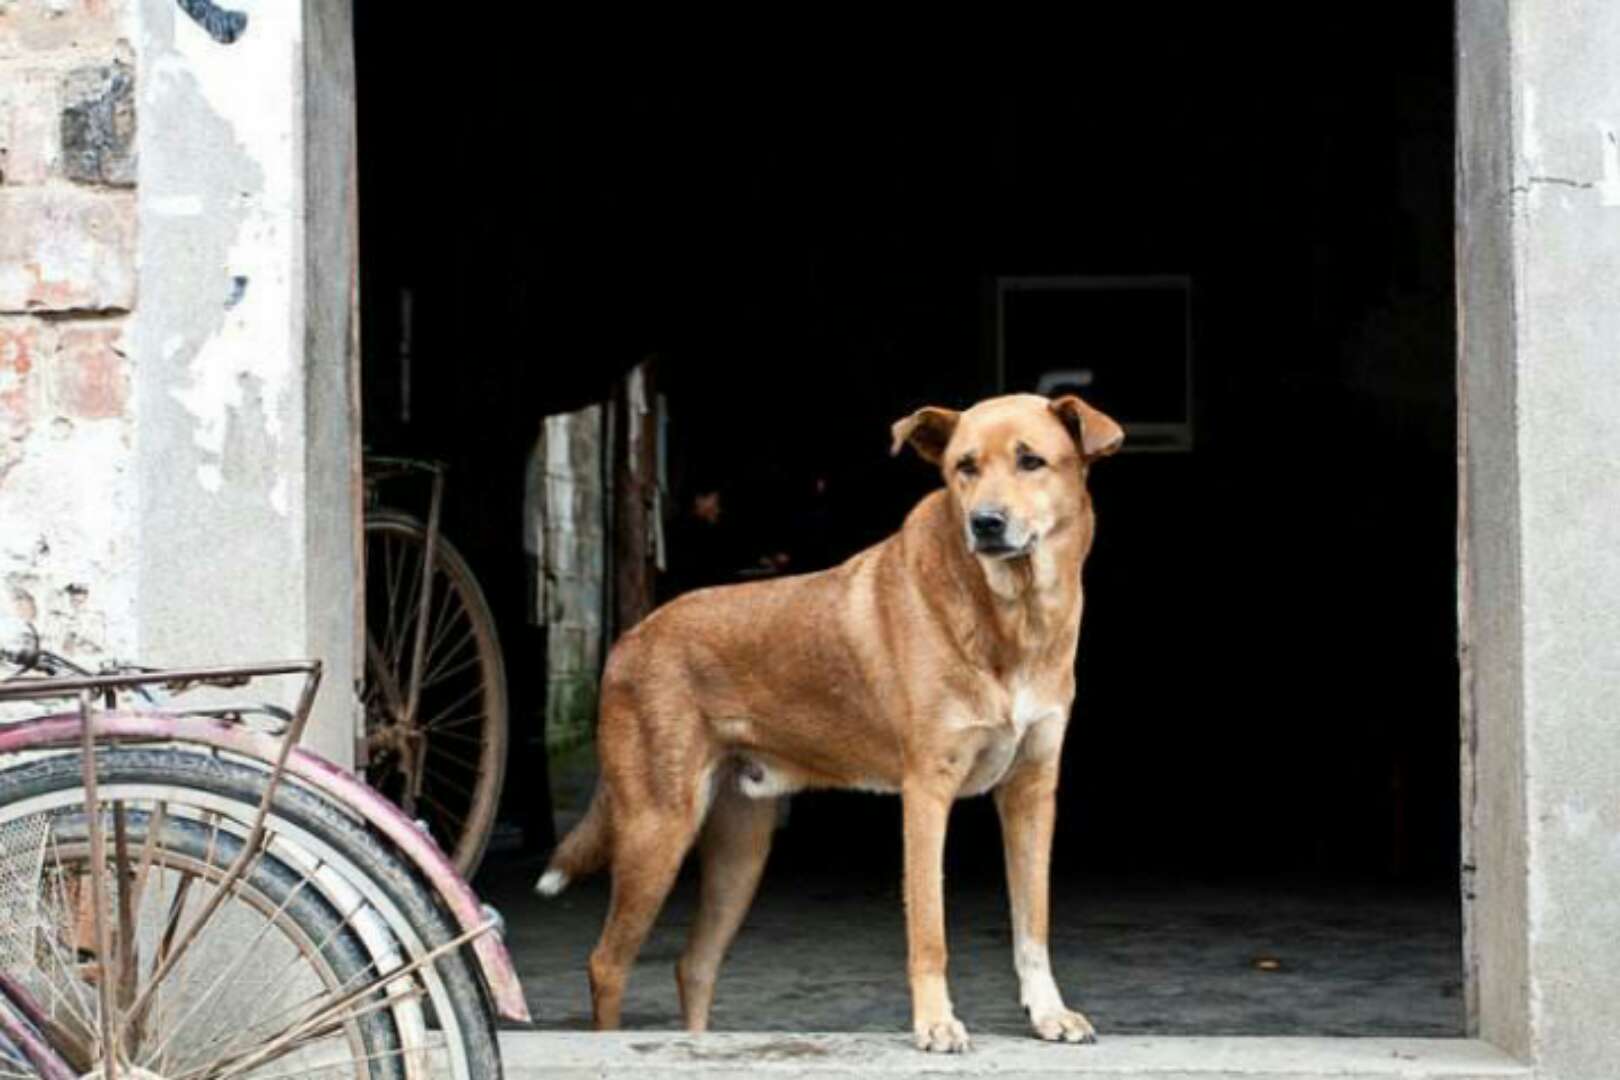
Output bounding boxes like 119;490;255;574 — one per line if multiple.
133;0;356;763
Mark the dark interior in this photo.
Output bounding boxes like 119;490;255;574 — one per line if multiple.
353;6;1458;899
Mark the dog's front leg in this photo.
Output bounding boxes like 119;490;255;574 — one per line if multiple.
995;758;1096;1044
902;783;970;1052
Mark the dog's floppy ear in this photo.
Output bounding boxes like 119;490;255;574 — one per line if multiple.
1050;395;1125;460
890;406;960;464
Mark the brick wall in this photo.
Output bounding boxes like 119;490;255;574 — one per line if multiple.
0;0;138;664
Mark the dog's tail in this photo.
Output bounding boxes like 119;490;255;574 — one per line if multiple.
535;786;612;897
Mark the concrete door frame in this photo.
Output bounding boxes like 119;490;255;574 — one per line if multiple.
498;6;1620;1072
1453;2;1620;1077
132;0;359;767
169;0;1602;1074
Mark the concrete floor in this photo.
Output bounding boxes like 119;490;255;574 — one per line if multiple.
478;854;1465;1039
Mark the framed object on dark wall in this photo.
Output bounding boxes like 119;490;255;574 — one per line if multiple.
995;275;1193;452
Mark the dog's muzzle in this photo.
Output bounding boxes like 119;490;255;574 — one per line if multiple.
968;509;1032;558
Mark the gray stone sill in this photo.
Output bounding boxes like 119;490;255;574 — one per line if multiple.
500;1033;1529;1079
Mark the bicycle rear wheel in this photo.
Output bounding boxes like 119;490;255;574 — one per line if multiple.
363;511;508;878
0;748;501;1080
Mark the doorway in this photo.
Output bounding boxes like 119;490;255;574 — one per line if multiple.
351;6;1460;1036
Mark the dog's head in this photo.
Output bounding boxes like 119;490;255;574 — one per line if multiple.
891;393;1123;560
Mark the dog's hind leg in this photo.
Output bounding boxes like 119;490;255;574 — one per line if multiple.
588;803;702;1030
676;781;777;1032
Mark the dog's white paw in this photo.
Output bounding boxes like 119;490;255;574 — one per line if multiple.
1030;1006;1096;1044
914;1016;971;1053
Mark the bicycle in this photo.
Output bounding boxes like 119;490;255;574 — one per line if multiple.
362;456;509;878
0;622;528;1079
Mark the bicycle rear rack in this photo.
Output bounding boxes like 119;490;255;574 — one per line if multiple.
0;660;325;735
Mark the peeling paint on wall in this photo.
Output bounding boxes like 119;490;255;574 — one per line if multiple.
133;0;363;768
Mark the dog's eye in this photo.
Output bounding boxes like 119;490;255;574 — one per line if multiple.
1017;451;1047;472
956;458;979;477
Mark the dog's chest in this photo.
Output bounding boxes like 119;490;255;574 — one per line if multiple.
957;685;1064;796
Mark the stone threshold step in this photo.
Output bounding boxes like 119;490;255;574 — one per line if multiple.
498;1033;1527;1080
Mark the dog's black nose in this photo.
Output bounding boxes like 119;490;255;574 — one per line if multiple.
970;509;1008;541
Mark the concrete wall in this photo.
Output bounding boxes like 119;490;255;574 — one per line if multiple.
0;0;140;672
1502;2;1620;1076
1459;2;1620;1077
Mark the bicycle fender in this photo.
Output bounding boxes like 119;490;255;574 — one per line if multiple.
0;712;532;1023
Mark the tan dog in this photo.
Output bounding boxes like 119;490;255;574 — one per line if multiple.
537;392;1123;1051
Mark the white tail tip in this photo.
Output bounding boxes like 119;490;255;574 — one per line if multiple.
535;869;569;897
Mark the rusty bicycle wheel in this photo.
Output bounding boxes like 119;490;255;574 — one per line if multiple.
362;511;508;878
0;747;502;1080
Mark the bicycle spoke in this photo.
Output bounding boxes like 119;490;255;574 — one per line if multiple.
420;744;483;774
143;885;371;1074
198;1037;442;1080
423;712;490;734
203;922;487;1080
126;801;166;929
136;862;321;1070
28;933;97;1055
121;743;310;1047
421;570;464;668
386;544;428;682
41;837;99;1033
418;681;487;730
381;532;414;670
187;988;419;1080
146;868;201;1076
416;791;465;837
424;728;487;746
169;953;378;1074
418;634;480;692
421;768;477;804
0;1060;43;1080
